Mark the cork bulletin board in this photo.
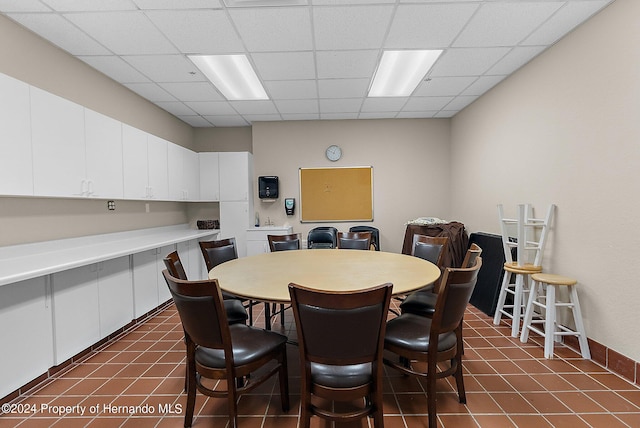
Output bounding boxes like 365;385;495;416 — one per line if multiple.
299;166;373;222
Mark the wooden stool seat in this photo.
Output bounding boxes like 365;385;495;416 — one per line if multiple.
531;273;576;286
503;262;543;274
520;273;590;359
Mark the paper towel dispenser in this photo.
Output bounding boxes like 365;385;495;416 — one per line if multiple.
258;176;279;199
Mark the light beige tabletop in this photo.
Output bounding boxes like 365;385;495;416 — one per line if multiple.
209;249;441;304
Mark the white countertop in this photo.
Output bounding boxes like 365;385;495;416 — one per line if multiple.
0;225;218;287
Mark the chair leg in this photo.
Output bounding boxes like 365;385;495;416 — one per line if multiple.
278;346;290;412
227;378;239;428
427;361;438;428
493;270;512;325
264;302;271;330
184;360;197;428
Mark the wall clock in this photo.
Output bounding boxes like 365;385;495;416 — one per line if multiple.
325;144;342;162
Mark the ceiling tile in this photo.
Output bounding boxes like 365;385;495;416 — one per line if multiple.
158;82;224;102
442;95;478;111
320;112;359;120
429;47;511;77
41;0;138;11
155;101;197;116
0;1;51;12
486;46;546;75
133;0;223;9
229;7;313;52
522;1;612;46
396;111;438;119
318;78;370;99
281;113;320;121
403;96;453;112
205;115;249;127
413;76;477;97
185;101;237;116
230;100;279;115
313;5;393;50
123;55;205;82
453;2;563;48
361;98;408;113
315;50;378;79
264;80;318;100
252;51;316;80
385;3;479;49
274;99;319;114
319;98;363;114
243;114;282;123
123;83;176;102
64;11;178;55
177;115;213;127
460;75;507;97
78;55;150;83
145;10;244;54
312;0;394;4
8;13;111;55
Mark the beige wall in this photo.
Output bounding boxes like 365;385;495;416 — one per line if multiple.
450;0;639;361
194;127;252;152
252;119;451;254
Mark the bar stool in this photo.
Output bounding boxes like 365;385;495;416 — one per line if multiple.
520;273;591;359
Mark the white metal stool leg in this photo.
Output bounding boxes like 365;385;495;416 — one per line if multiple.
568;285;591;359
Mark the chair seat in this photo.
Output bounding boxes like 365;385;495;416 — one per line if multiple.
195;325;287;368
399;290;437;316
385;313;457;353
223;299;249;324
310;362;372;388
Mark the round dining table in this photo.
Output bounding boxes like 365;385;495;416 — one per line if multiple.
209;249;441;304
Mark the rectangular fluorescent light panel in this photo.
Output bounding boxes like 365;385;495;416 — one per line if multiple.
188;54;268;101
368;50;443;97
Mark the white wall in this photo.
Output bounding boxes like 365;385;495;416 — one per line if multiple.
450;0;639;361
252;119;451;254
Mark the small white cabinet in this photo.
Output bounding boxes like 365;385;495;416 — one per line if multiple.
0;73;33;196
31;87;86;198
219;152;254;258
97;256;133;338
246;226;294;256
132;245;175;318
123;125;169;200
0;276;53;396
168;144;200;201
84;109;124;199
199;152;220;201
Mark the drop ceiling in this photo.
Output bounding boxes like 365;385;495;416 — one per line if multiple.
0;0;614;127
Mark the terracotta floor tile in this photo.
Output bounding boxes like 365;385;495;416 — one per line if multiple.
3;303;640;428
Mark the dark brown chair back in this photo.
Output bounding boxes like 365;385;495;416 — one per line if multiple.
411;234;449;267
199;238;238;272
268;233;302;252
337;231;372;250
461;243;482;268
349;226;380;251
289;282;392;426
163;250;188;280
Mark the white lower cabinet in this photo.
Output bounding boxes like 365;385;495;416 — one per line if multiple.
246;226;294;256
177;239;207;280
0;276;53;398
220;201;252;258
52;265;101;365
97;256;133;338
132;245;175;318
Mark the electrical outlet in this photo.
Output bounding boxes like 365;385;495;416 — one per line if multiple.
107;200;115;211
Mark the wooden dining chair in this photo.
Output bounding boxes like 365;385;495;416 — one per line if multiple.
289;282;392;428
163;270;290;428
266;233;302;327
337;231;372;250
199;238;257;325
384;257;482;428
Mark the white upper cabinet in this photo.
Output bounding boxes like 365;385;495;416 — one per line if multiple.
219;152;252;202
199;152;220;201
122;124;149;200
30;87;86;197
168;143;200;201
84;109;124;199
122;126;169;200
0;73;33;196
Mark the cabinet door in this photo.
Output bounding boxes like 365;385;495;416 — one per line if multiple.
157;244;175;304
85;109;124;199
0;73;33;196
219;152;250;201
177;239;207;280
132;249;160;318
199;152;220;201
122;124;149;199
220;201;250;258
167;143;186;200
31;87;86;197
147;135;169;200
52;265;100;364
97;257;133;338
0;276;53;398
184;148;200;200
